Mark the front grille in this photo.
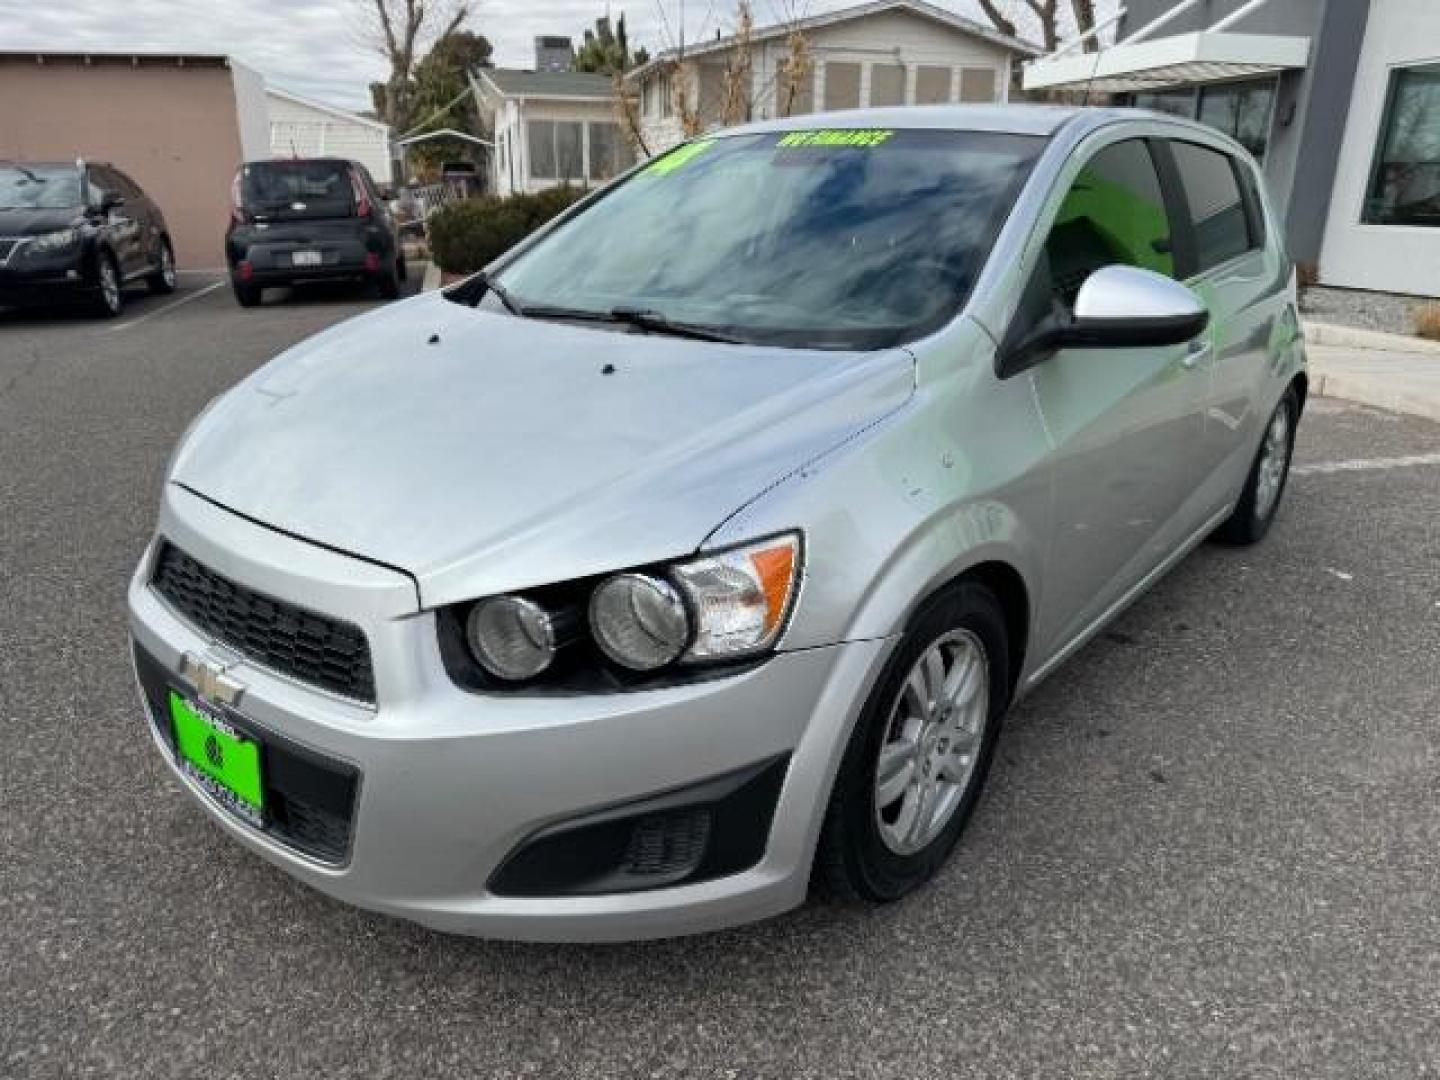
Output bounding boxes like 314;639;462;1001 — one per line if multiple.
151;541;376;703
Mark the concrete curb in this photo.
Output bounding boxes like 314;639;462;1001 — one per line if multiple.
421;260;441;292
1303;321;1440;355
1310;368;1440;423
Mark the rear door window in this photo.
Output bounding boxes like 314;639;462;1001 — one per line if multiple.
1170;141;1253;273
241;161;355;220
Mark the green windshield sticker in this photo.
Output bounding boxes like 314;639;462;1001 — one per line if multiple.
776;129;894;148
645;139;717;176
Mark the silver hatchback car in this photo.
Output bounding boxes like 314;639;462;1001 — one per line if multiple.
128;106;1305;941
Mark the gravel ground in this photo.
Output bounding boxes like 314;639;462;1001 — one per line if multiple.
3;283;1440;1078
1300;285;1433;336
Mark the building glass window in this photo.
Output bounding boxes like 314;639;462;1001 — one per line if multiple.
959;67;997;103
915;66;952;105
1198;80;1275;160
1131;87;1196;117
823;62;861;110
1364;61;1440;227
870;64;906;107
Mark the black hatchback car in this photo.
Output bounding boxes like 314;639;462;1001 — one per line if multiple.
0;160;176;317
225;158;406;307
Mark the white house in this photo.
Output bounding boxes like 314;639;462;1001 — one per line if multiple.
627;0;1041;154
471;67;635;195
266;86;394;184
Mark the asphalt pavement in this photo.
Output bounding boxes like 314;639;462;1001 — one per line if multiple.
2;276;1438;1078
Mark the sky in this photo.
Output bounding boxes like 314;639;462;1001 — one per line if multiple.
0;0;1100;114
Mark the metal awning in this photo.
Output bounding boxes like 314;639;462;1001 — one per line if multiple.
1023;30;1310;94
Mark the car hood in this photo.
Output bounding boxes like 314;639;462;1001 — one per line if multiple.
172;292;915;608
0;206;80;236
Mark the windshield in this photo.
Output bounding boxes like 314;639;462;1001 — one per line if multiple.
240;160;355;220
488;128;1042;349
0;165;82;210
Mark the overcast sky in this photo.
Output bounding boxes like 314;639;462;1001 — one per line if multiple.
0;0;1100;114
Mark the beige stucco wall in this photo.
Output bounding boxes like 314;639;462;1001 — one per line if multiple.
0;57;251;268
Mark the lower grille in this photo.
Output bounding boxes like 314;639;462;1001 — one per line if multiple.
151;541;376;703
134;643;359;864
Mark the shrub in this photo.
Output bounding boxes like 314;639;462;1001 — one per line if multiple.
1413;302;1440;341
427;186;587;275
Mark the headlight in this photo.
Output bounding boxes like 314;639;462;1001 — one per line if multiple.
672;532;801;660
466;595;568;680
590;573;691;671
26;228;80;254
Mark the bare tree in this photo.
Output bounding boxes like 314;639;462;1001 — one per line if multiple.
974;0;1100;54
358;0;471;133
719;1;756;126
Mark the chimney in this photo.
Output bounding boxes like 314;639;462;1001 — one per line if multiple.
534;36;574;72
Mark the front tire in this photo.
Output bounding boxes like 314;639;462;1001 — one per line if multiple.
816;580;1010;903
376;257;402;299
1212;387;1298;545
92;252;124;318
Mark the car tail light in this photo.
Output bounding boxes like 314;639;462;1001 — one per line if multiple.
363;252;380;273
229;172;245;225
237;260;254;281
350;169;371;219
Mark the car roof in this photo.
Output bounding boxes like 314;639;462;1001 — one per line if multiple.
725;104;1095;138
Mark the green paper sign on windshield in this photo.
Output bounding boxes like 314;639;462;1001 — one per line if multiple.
776;129;894;148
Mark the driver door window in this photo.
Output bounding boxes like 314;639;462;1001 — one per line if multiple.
1044;139;1174;310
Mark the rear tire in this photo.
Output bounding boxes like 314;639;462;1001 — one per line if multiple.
396;254;409;282
377;258;402;299
232;279;262;308
147;237;177;295
1211;387;1298;545
816;580;1010;903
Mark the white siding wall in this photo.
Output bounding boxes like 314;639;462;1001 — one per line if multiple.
635;9;1015;155
267;92;393;183
1318;0;1440;295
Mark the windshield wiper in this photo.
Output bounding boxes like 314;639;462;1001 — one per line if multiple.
604;306;744;343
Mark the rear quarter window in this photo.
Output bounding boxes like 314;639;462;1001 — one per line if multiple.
1170;141;1254;273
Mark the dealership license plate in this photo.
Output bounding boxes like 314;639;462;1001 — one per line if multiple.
168;691;265;827
291;250;323;267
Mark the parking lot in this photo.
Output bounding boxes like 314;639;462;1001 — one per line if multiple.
2;279;1438;1078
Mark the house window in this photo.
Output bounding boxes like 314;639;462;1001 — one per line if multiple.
587;122;634;182
870;63;906;107
659;71;674;119
1364;61;1440;227
959;68;997;103
915;66;951;105
777;60;813;117
528;120;585;182
823;62;861;110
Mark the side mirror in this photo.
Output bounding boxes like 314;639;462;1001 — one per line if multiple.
999;265;1209;377
100;192;125;213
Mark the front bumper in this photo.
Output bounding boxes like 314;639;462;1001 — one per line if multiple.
128;485;890;941
0;252;91;305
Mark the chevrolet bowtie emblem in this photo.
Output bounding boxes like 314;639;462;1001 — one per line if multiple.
179;650;245;707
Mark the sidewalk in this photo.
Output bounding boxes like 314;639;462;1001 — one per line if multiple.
1305;325;1440;423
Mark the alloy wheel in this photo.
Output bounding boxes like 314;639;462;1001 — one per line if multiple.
1254;402;1291;520
99;259;121;313
873;628;990;856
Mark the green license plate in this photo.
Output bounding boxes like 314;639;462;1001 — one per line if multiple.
169;691;265;825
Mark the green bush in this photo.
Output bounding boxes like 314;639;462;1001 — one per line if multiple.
427;186;587;274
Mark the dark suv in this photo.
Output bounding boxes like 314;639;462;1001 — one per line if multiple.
225;158;406;307
0;160;176;317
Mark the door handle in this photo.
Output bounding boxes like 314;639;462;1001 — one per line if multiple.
1182;339;1212;369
